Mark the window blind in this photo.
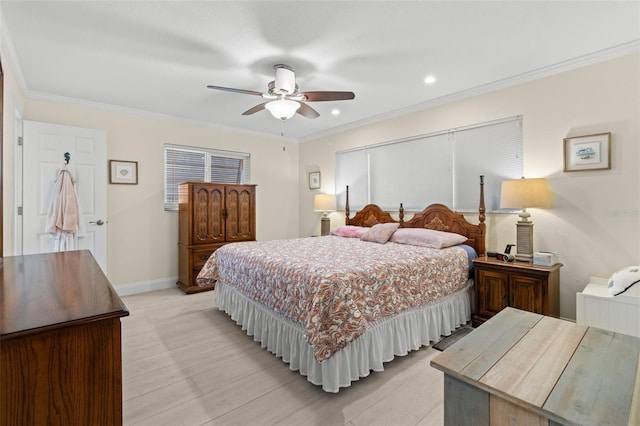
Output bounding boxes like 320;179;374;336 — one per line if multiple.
164;144;250;211
369;133;452;210
335;148;369;211
454;117;523;211
335;116;523;212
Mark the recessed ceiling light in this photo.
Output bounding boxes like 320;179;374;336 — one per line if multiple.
331;109;340;116
424;75;436;84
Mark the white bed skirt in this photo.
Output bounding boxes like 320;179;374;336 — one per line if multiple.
214;280;473;392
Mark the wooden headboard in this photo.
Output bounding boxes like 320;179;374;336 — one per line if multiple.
345;176;486;256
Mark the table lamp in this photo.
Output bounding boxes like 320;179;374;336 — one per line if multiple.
500;177;552;262
314;194;336;236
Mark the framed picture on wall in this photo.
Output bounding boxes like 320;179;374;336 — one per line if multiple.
309;171;321;189
563;133;611;172
109;160;138;184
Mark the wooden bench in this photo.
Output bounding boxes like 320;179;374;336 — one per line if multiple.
431;307;640;426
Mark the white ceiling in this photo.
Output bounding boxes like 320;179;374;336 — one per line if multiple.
1;1;639;141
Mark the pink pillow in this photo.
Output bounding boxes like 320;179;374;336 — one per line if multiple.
390;228;467;249
360;222;400;244
330;225;368;238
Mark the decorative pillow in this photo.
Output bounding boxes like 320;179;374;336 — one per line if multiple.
607;266;640;296
360;222;400;244
390;228;467;249
330;225;368;238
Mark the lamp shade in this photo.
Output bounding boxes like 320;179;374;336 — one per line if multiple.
314;194;336;212
265;99;300;120
500;178;552;209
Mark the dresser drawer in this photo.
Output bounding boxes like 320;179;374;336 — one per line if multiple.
191;246;222;291
192;247;215;267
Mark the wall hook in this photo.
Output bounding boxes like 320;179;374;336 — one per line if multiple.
64;152;70;164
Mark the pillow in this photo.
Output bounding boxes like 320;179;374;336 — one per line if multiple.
360;222;400;244
390;228;467;249
607;266;640;296
330;225;368;238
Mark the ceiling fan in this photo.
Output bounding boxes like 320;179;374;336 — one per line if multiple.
207;64;355;120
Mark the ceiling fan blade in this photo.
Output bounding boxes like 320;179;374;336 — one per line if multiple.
296;102;320;119
242;102;268;115
207;85;264;97
300;91;356;102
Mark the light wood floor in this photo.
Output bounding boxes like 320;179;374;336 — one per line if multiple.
121;288;446;426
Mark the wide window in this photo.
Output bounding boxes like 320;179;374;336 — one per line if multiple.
336;116;523;212
164;144;250;211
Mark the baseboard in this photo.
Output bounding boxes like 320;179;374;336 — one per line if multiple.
113;277;177;296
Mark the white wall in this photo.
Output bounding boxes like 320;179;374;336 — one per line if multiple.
299;53;640;320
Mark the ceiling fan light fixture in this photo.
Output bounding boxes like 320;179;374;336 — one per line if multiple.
207;63;354;120
265;99;300;120
274;65;296;94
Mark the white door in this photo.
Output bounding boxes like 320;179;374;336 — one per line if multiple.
22;120;108;271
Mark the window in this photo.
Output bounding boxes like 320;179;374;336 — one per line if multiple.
164;144;250;211
336;116;523;212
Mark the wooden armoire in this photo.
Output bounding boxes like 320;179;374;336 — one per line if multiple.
177;182;256;293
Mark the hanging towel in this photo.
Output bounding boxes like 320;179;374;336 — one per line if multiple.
45;165;86;251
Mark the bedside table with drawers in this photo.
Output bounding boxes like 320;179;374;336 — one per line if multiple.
471;257;562;327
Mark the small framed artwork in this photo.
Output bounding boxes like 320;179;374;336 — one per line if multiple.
309;171;321;189
563;132;611;172
109;160;138;184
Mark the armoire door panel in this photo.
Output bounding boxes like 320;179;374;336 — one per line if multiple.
225;185;255;242
191;184;224;244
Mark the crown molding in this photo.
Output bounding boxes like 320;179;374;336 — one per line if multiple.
299;40;640;143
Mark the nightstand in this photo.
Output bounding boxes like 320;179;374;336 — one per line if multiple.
471;257;561;327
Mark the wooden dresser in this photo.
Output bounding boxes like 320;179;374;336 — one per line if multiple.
472;256;561;327
432;307;640;426
177;182;256;293
0;250;129;426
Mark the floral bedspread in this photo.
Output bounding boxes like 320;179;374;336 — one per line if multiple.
197;236;469;362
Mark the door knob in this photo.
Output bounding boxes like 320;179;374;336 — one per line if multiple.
89;219;105;226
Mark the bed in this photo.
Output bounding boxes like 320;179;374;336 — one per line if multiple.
197;180;486;392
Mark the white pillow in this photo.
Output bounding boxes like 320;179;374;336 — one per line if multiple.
608;266;640;296
390;228;467;249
